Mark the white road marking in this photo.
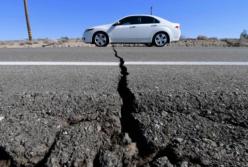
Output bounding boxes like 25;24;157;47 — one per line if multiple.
0;61;247;66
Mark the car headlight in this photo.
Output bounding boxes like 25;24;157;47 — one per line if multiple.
85;28;94;32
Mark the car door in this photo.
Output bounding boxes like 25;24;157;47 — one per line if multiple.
125;17;143;43
134;16;160;42
111;16;160;43
109;16;140;43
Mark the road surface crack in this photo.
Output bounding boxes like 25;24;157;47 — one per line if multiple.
113;47;211;166
0;147;17;167
113;46;161;166
34;117;98;166
35;131;61;167
150;142;208;167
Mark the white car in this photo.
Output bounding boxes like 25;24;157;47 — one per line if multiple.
83;14;181;47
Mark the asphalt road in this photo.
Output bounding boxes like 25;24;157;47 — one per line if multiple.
1;47;248;96
0;47;248;62
0;47;248;167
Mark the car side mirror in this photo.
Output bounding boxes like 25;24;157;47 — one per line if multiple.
113;22;120;26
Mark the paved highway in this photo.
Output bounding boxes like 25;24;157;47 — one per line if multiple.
0;47;248;167
0;47;248;62
0;47;248;95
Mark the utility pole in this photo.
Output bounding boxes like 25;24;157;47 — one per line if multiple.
150;6;153;15
23;0;32;41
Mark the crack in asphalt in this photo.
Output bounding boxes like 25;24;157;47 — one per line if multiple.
0;147;17;167
67;117;96;126
35;131;61;167
1;48;247;166
151;142;208;167
112;46;204;166
113;46;155;153
199;111;248;129
93;148;103;167
112;47;215;167
113;46;165;166
32;116;99;167
189;93;248;129
33;117;101;167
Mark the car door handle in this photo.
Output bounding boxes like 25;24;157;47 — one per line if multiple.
151;25;158;27
129;26;136;28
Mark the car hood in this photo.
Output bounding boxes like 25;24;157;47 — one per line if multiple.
91;24;113;30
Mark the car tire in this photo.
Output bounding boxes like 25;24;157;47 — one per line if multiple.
93;32;109;47
152;32;169;47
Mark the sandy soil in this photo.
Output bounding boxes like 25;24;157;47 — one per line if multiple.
0;39;93;49
0;38;247;49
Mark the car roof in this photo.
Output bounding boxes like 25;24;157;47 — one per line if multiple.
119;14;171;24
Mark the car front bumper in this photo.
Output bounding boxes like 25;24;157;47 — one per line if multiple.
83;31;94;43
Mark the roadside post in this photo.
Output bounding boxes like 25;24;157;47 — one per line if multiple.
23;0;33;41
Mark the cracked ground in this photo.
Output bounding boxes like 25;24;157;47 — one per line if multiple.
0;48;248;166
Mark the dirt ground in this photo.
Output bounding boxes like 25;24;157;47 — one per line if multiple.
0;38;247;49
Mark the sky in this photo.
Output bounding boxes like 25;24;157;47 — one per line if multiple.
0;0;247;40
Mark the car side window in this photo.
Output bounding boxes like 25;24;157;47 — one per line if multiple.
119;16;141;25
141;16;160;24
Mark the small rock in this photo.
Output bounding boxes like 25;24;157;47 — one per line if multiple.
181;161;188;167
155;86;160;90
162;111;168;117
207;110;212;114
126;143;138;157
98;150;122;167
203;138;217;147
195;125;200;129
123;133;132;144
0;116;4;121
97;125;101;132
175;137;184;143
201;158;211;166
104;122;111;128
151;156;173;167
155;124;160;129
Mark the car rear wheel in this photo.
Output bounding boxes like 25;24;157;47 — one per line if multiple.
153;32;169;47
93;32;109;47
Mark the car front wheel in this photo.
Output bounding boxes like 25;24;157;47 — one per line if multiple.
93;32;109;47
153;32;169;47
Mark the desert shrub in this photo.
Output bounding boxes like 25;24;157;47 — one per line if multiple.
36;38;50;42
59;36;70;42
32;41;39;44
197;35;208;40
180;35;187;40
25;41;33;45
241;30;248;39
43;40;52;44
209;37;218;40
